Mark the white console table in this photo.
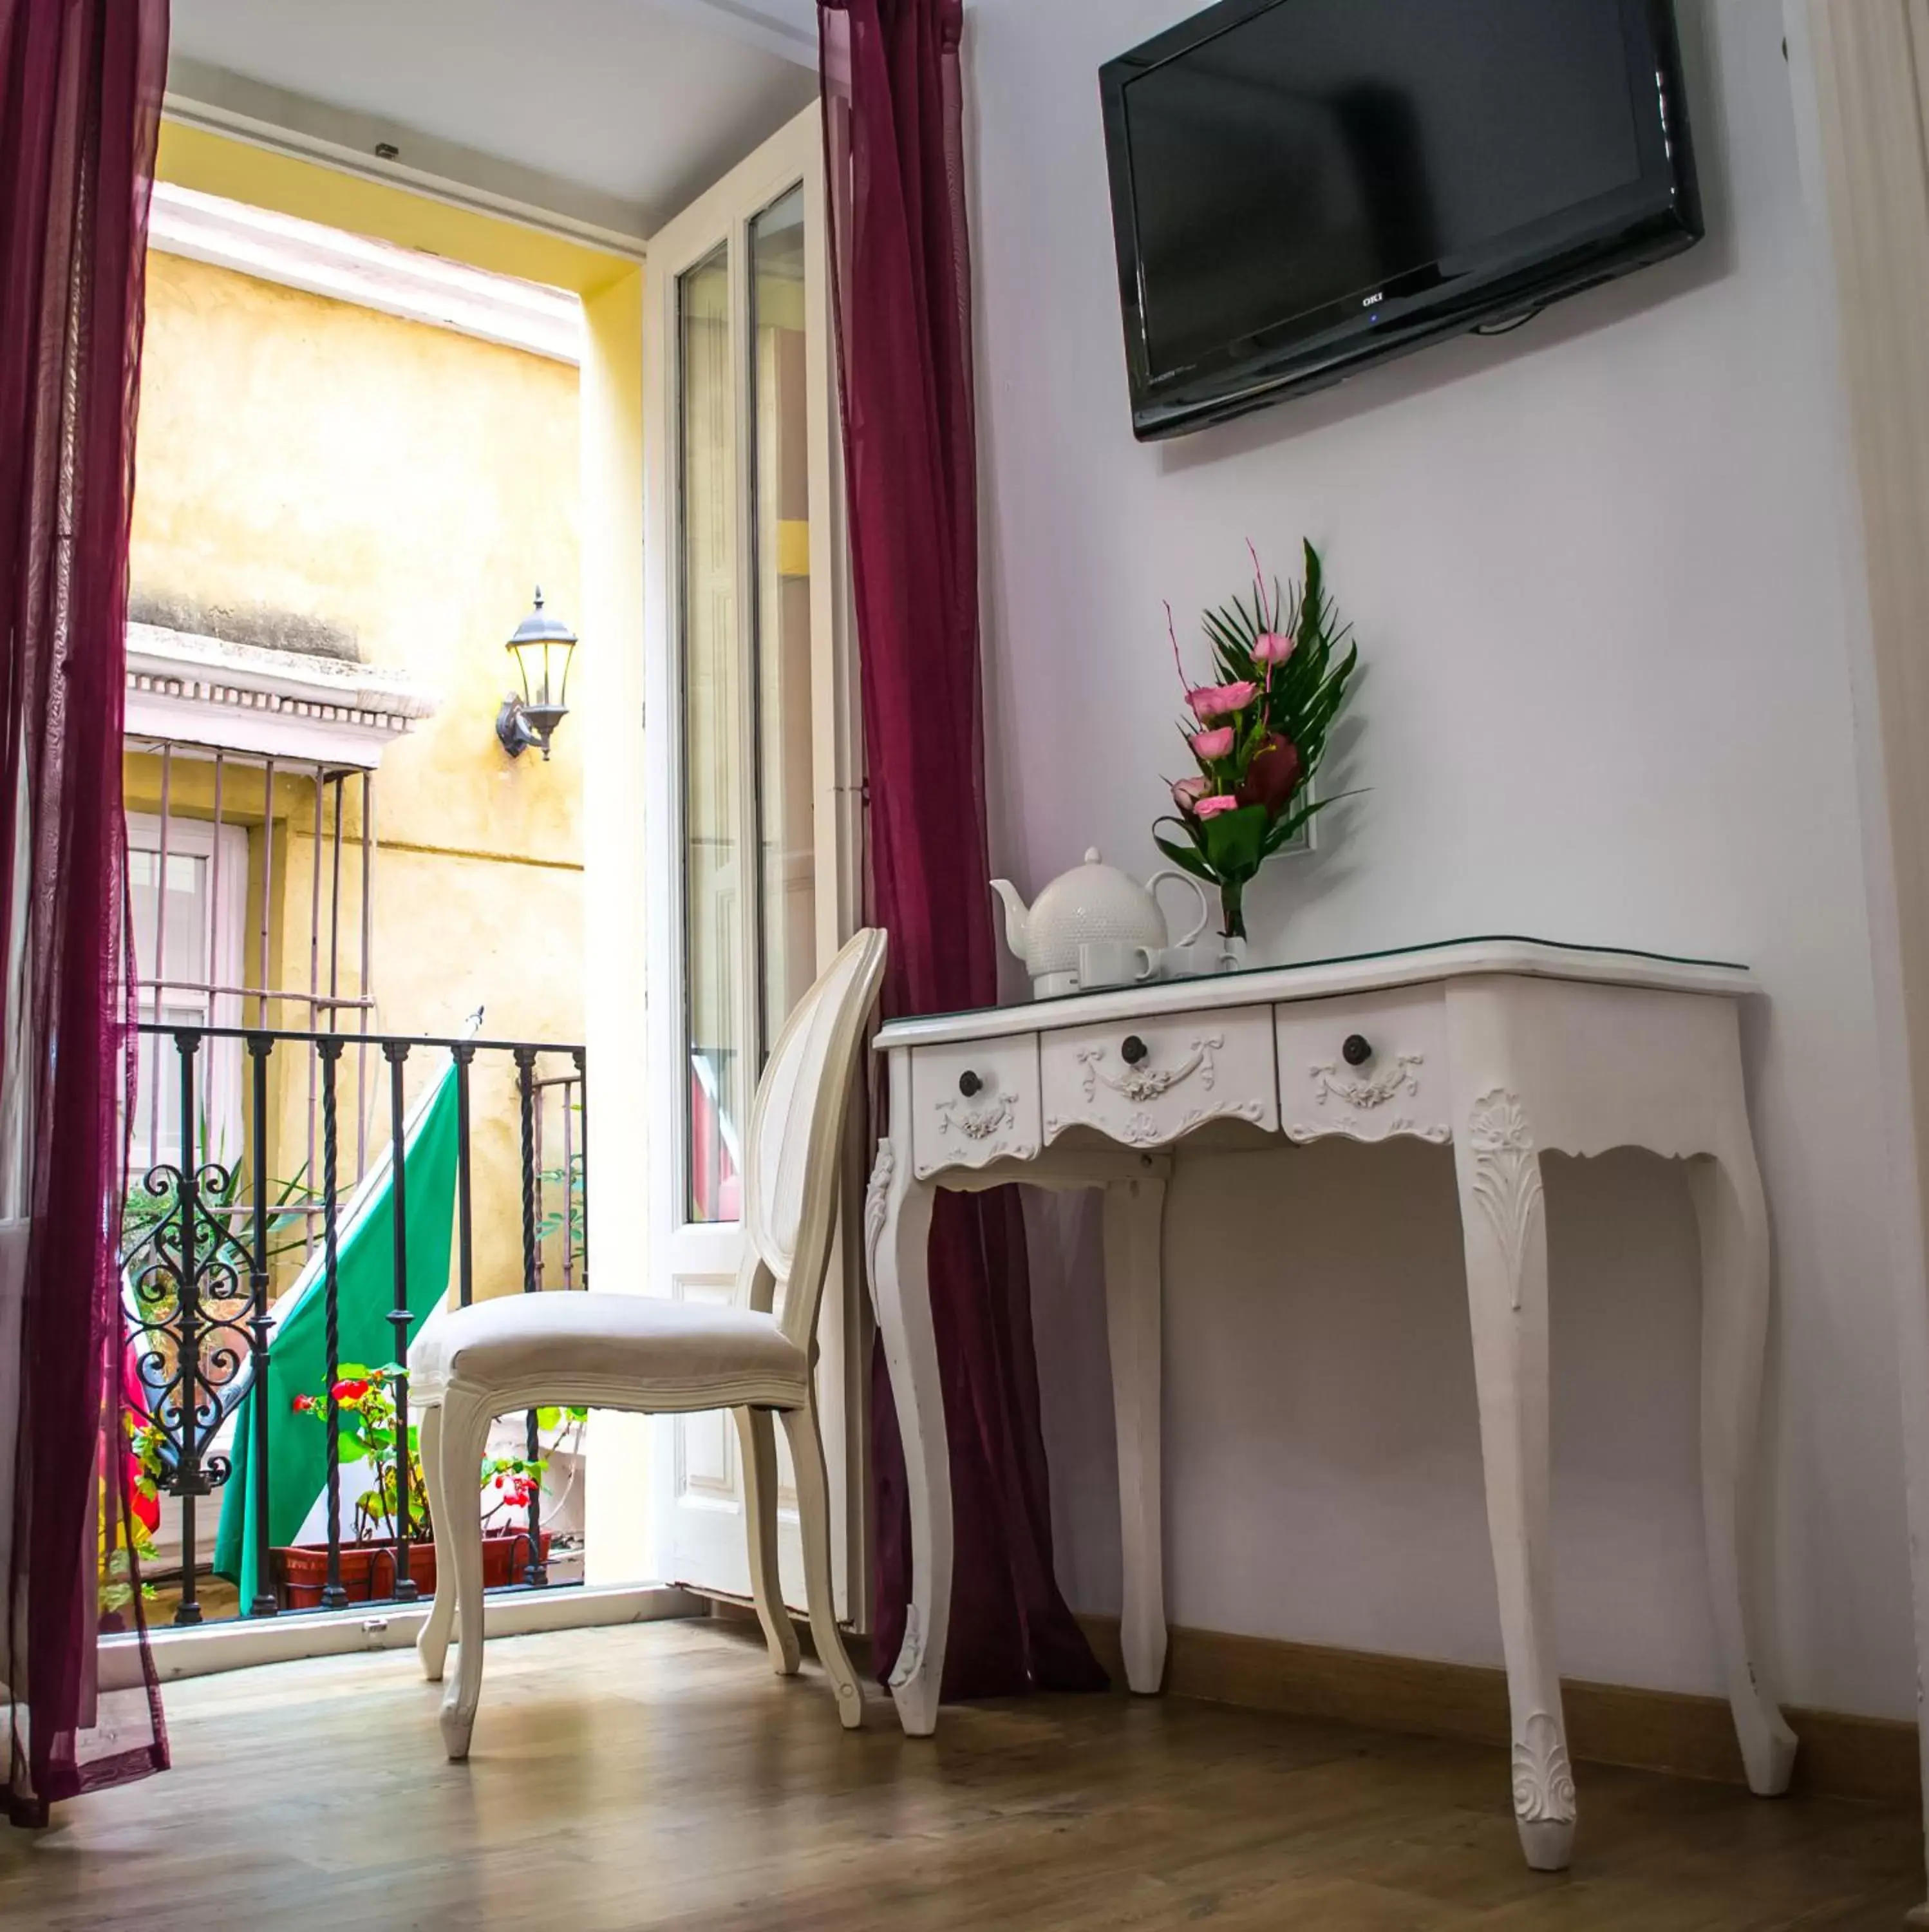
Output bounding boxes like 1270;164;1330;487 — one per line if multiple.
864;937;1796;1872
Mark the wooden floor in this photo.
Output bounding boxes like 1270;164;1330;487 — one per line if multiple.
1;1619;1921;1931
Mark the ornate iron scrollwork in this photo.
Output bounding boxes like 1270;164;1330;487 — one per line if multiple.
124;1158;258;1503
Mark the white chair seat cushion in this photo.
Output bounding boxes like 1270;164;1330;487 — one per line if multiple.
413;1291;807;1406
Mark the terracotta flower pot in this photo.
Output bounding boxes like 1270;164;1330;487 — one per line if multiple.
268;1531;553;1611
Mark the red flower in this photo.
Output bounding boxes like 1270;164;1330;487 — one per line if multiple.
332;1378;370;1403
291;1393;317;1414
1236;734;1303;819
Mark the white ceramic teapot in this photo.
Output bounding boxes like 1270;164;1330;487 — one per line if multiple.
991;848;1210;998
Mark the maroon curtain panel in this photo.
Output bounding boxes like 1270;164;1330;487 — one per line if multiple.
0;0;170;1823
820;0;1104;1699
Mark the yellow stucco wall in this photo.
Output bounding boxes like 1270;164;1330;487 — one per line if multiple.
133;249;584;874
128;247;587;1302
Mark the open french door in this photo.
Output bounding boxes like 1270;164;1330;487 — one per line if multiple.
643;104;865;1621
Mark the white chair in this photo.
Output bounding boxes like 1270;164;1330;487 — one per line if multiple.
412;927;887;1759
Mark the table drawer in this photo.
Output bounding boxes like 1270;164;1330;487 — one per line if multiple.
1042;1005;1278;1149
910;1036;1042;1178
1275;987;1451;1144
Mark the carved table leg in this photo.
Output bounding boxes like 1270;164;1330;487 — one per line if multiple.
866;1092;948;1736
1102;1162;1167;1694
1689;1130;1798;1795
1454;1085;1575;1872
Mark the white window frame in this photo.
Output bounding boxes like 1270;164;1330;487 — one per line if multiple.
126;809;249;1179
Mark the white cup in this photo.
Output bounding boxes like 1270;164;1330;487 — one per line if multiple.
1078;939;1158;991
1161;936;1239;980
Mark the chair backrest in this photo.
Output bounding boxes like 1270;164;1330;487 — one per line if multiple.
741;927;887;1354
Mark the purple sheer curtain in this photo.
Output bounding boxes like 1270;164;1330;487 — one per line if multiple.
0;0;171;1823
820;0;1104;1699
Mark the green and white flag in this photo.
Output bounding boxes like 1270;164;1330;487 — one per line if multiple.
214;1059;461;1613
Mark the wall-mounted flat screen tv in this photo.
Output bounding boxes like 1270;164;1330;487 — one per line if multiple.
1100;0;1702;440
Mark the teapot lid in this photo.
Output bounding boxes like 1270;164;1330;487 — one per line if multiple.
1031;846;1154;914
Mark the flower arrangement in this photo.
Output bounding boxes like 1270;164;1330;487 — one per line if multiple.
1155;540;1359;941
292;1365;581;1544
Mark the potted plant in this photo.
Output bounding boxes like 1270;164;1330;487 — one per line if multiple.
98;1414;165;1631
1154;540;1360;945
269;1364;578;1610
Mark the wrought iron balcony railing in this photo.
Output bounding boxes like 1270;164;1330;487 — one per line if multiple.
121;1020;587;1627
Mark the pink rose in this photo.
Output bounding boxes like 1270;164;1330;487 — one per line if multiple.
1194;794;1240;819
1187;679;1258;721
1190;726;1236;761
1252;632;1295;665
1171;775;1208;813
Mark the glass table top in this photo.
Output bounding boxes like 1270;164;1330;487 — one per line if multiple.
905;933;1749;1028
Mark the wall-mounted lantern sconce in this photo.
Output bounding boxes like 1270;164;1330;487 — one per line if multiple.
496;587;578;761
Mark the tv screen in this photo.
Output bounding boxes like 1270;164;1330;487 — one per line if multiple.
1101;0;1700;439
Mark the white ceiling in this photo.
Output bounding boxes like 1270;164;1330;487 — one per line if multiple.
166;0;820;240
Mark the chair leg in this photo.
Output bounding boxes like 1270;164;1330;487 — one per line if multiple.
415;1400;454;1683
437;1387;494;1761
780;1400;863;1730
735;1407;802;1678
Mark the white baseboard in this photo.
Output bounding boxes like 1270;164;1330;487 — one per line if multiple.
99;1582;706;1689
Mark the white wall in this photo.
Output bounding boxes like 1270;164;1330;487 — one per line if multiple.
970;0;1914;1718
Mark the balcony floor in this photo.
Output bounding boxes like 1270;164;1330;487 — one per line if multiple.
0;1618;1921;1930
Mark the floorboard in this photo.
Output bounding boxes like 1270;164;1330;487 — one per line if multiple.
0;1620;1921;1931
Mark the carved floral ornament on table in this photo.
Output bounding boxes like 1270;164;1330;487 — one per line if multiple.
1156;540;1360;943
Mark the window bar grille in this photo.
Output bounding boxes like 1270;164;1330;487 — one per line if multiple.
453;1042;475;1309
560;1080;575;1291
207;749;228;1258
531;1069;585;1294
328;775;344;1042
258;753;276;1031
318;1036;348;1611
246;1033;278;1618
171;1028;205;1627
532;1084;545;1294
131;743;383;1273
572;1046;588;1289
149;744;173;1170
383;1039;417;1602
514;1045;547;1586
306;764;325;1263
207;747;224;1029
325;775;368;1184
360;773;376;1182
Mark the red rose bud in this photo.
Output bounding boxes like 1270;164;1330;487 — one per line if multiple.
1236;735;1303;817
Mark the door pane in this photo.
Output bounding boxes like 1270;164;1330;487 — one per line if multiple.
680;243;744;1224
749;185;817;1057
129;846;211;1173
129;846;209;994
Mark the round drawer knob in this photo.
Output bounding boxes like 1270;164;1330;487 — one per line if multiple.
1342;1034;1373;1068
958;1070;983;1098
1121;1035;1149;1066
